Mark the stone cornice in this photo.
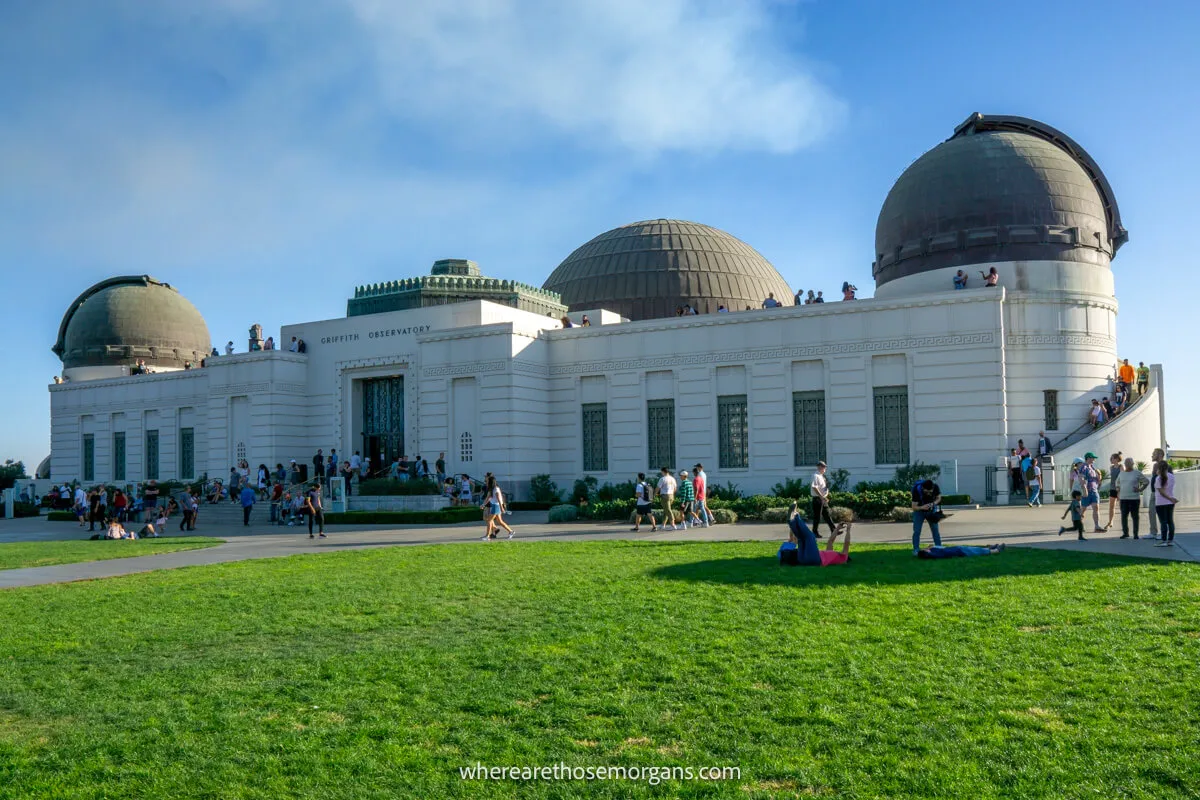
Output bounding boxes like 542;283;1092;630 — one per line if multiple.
417;321;546;344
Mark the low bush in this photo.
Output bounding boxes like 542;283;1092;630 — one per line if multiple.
506;501;554;511
356;478;442;497
761;507;792;524
827;490;912;520
708;481;743;501
47;511;78;522
547;504;578;523
711;508;738;525
596;480;636;503
942;494;972;506
829;506;856;523
578;499;636;520
729;494;779;520
571;476;599;505
323;507;481;525
528;474;561;504
889;506;913;523
11;502;40;518
771;478;810;498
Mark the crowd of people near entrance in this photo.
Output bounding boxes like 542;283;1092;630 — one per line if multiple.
1054;447;1180;546
1086;359;1150;429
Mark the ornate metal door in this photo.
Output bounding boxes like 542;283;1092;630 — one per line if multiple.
363;376;405;474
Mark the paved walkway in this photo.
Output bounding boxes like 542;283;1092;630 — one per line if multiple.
1;505;1197;589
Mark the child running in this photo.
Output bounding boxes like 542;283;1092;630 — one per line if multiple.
1059;490;1086;540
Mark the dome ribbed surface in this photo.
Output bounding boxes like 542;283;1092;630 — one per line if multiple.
543;219;793;320
53;276;211;370
873;115;1125;287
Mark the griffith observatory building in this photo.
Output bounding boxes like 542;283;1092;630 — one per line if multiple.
45;114;1166;501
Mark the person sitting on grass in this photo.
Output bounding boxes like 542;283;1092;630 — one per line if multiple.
1059;490;1086;540
779;501;853;566
917;544;1006;558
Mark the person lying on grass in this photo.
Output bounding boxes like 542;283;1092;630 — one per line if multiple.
917;544;1006;559
779;501;852;566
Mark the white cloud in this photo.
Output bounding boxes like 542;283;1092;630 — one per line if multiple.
346;0;844;154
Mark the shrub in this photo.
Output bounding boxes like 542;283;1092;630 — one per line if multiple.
506;501;554;511
941;494;972;506
708;481;743;501
9;502;40;518
596;480;635;502
323;507;481;525
548;504;578;523
761;507;792;524
572;476;599;505
829;506;856;523
529;474;561;504
828;468;851;492
829;490;911;520
728;495;779;520
889;506;913;523
771;478;809;498
853;480;896;493
356;478;442;496
47;511;78;522
893;461;941;488
711;508;738;524
578;499;636;520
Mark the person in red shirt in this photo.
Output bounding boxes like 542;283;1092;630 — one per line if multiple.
692;463;713;528
783;501;853;566
113;490;128;523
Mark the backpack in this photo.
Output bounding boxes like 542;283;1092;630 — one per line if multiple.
1024;460;1037;481
778;541;800;566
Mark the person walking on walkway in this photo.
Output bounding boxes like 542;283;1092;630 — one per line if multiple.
1104;452;1123;530
1080;452;1104;533
693;464;714;527
1058;491;1086;539
656;467;678;530
1152;461;1178;547
1116;457;1149;539
631;473;658;533
911;477;944;555
1136;362;1150;397
305;484;326;539
677;470;700;528
239;483;256;526
1026;459;1043;507
809;460;838;536
481;474;514;539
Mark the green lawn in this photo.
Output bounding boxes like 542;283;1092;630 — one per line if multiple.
0;537;223;571
0;541;1197;798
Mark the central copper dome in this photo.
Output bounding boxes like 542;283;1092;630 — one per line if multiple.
542;219;793;320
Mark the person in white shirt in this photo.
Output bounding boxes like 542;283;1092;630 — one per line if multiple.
809;460;837;536
459;474;473;506
225;341;234;355
1026;462;1042;507
656;467;678;530
1152;461;1178;547
349;451;363;479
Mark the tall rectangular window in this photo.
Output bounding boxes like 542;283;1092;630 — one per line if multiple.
717;394;749;469
1043;390;1059;431
581;403;608;472
792;390;827;466
112;432;126;481
145;429;160;480
873;386;910;464
179;427;195;479
82;434;95;482
647;399;675;470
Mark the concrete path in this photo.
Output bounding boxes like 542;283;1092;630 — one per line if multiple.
2;504;1197;589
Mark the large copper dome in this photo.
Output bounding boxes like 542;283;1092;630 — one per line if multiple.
543;219;793;320
873;114;1128;289
52;276;211;370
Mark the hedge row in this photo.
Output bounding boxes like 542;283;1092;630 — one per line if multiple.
46;511;79;521
323;507;482;525
355;478;443;496
576;490;971;522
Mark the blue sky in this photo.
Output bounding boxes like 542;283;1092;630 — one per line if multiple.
2;0;1197;473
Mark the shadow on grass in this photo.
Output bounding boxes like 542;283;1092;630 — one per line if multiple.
649;545;1155;588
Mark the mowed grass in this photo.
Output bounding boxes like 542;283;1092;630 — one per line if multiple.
0;541;1198;799
0;537;223;571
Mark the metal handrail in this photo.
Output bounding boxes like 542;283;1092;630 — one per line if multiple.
1049;388;1146;453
